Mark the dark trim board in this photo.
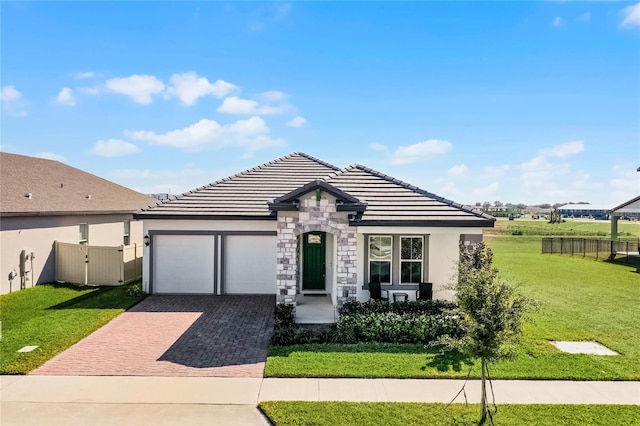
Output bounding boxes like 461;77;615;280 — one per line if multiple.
148;230;277;294
134;213;277;220
214;235;219;295
356;219;494;227
220;235;225;295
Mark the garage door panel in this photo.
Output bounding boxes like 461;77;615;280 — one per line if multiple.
225;235;276;294
154;235;215;294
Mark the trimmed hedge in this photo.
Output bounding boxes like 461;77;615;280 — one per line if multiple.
270;300;463;346
330;301;463;344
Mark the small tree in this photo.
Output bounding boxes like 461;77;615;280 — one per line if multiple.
445;242;534;425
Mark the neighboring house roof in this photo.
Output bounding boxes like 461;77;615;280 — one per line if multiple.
136;152;494;226
557;204;611;212
1;152;156;216
611;195;640;216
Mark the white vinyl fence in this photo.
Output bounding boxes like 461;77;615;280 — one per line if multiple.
55;241;142;286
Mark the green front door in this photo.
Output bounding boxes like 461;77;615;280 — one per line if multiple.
303;232;326;290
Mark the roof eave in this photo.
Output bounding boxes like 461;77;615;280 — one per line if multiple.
133;212;277;221
354;219;495;228
1;209;141;217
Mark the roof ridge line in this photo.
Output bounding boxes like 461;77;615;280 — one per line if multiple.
149;153;339;206
160;153;304;203
294;152;342;171
351;164;494;221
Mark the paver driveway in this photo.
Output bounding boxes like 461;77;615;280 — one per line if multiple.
33;295;275;378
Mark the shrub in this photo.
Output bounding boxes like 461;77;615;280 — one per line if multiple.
270;300;464;346
330;301;463;344
274;303;296;328
271;325;317;346
126;282;144;298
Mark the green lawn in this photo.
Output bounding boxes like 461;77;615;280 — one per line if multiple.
259;402;640;426
0;282;144;374
486;217;639;237
266;222;640;380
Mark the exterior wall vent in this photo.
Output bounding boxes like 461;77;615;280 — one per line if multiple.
25;193;32;199
85;194;92;200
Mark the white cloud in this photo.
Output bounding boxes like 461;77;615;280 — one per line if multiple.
91;139;140;157
78;87;100;95
391;139;452;165
448;164;468;177
1;85;27;116
286;116;307;127
125;116;285;157
258;90;286;102
217;96;291;115
480;164;511;181
577;12;591;23
621;3;640;27
0;85;22;102
111;166;215;195
553;16;564;27
610;164;640;203
275;2;291;20
106;74;165;104
538;140;584;158
369;143;388;152
34;152;66;162
166;72;237;106
55;87;76;106
74;71;97;80
471;182;500;198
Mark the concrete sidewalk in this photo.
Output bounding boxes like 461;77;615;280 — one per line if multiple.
1;376;639;425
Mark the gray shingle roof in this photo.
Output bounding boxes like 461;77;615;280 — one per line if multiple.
136;152;493;226
1;152;156;216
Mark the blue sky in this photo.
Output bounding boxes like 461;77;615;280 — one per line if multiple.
2;1;639;207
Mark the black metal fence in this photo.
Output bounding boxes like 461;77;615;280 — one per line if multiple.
542;238;640;262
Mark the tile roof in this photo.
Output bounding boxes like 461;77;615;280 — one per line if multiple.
327;165;493;225
1;152;156;216
136;152;493;226
136;152;340;218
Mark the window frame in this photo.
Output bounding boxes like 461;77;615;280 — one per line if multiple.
399;235;423;285
79;223;89;245
123;220;131;246
368;235;393;285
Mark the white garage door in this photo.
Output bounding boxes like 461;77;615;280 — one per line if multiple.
154;235;215;294
225;235;276;294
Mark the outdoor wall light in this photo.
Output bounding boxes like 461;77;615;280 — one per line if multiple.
144;235;150;247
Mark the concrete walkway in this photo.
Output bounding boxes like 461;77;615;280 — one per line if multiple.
1;376;638;425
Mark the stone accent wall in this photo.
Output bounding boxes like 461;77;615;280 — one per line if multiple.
276;192;357;306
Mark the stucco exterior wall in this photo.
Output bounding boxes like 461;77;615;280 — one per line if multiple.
354;226;483;301
0;214;142;294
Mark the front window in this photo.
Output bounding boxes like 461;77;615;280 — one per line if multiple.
400;236;422;284
369;235;392;284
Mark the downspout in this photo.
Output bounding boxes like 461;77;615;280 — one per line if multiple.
30;252;35;288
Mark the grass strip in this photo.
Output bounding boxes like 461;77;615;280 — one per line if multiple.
259;402;640;426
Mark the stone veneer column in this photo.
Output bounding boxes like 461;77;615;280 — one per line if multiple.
275;192;358;307
276;215;299;304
